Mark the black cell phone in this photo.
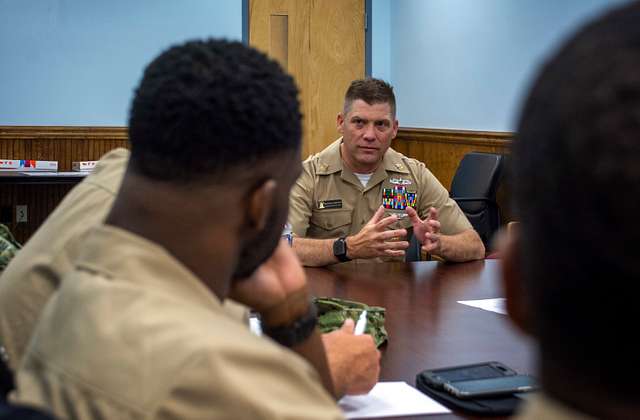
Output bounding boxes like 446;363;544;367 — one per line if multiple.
420;361;517;390
443;374;538;399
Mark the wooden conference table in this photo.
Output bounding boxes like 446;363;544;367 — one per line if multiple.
305;259;535;420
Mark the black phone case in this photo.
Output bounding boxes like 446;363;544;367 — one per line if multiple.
416;369;523;416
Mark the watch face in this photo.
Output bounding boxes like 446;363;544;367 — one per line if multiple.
333;238;346;256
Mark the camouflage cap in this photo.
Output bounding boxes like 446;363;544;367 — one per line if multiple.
0;224;21;272
314;297;388;347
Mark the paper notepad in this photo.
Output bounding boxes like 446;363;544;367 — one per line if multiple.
458;298;507;315
338;381;450;418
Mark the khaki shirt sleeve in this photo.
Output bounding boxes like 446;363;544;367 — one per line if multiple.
288;161;316;237
414;161;472;235
222;299;250;325
155;342;343;420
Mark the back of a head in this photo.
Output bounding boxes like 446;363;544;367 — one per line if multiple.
343;78;396;117
128;39;301;184
513;2;640;400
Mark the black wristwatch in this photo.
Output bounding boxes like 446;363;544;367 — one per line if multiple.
333;236;351;262
261;304;318;347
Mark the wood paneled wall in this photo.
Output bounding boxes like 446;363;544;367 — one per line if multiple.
394;127;513;223
0;125;514;243
0;126;128;171
0;126;128;243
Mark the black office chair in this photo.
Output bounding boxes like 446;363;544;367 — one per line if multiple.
450;152;504;251
0;353;55;419
0;352;13;401
0;403;56;419
405;231;421;262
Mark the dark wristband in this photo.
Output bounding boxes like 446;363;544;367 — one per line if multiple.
262;303;318;347
333;236;351;262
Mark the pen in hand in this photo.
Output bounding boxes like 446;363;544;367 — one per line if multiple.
354;310;368;335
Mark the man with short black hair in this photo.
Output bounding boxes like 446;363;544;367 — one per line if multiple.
11;39;375;419
289;78;485;266
502;2;640;418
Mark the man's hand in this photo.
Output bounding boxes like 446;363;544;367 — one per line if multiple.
346;206;409;260
406;206;441;255
229;240;309;327
322;318;381;397
406;206;486;261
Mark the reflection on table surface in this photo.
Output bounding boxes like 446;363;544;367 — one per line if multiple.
305;259;535;420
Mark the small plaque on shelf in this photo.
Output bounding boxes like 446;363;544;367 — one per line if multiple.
72;161;98;172
0;159;58;171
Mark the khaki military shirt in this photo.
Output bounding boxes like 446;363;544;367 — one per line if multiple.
0;148;247;371
0;148;127;371
515;393;597;420
13;225;343;420
289;139;471;242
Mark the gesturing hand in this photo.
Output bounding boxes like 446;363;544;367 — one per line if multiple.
406;206;441;255
229;240;309;327
347;206;409;260
321;318;381;397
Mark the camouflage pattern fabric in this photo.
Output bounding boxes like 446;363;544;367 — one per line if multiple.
0;224;21;272
314;297;387;347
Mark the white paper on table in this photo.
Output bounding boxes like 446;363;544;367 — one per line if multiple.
248;315;262;336
457;298;507;314
338;381;450;419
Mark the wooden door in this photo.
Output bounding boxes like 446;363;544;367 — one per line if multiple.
249;0;365;159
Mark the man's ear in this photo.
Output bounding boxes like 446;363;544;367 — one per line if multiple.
391;118;399;139
337;112;345;135
500;227;533;336
247;179;277;231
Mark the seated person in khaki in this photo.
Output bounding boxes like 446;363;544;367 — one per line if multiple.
0;148;128;373
11;40;378;419
0;149;377;398
503;3;640;418
289;79;485;266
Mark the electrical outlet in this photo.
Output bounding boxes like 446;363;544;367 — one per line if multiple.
16;205;27;223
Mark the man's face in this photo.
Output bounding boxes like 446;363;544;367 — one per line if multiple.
338;99;399;173
232;150;302;279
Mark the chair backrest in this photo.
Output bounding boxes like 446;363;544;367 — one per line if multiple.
405;230;421;262
450;152;504;250
0;351;13;401
0;403;56;419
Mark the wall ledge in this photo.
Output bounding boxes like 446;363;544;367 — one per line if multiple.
397;127;513;147
0;126;128;140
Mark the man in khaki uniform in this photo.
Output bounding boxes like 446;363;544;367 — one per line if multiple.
0;149;378;398
502;3;640;419
289;79;485;266
0;148;127;373
11;40;378;419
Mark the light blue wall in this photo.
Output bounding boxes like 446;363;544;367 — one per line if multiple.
378;0;628;131
4;1;629;130
0;0;242;126
371;0;391;82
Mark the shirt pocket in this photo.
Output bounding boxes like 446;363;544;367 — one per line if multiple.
307;209;353;239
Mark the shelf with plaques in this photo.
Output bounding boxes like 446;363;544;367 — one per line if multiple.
0;171;89;185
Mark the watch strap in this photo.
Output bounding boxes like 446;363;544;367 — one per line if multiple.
333;236;351;262
262;303;318;347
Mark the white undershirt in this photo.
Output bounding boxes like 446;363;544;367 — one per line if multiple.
354;172;372;188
